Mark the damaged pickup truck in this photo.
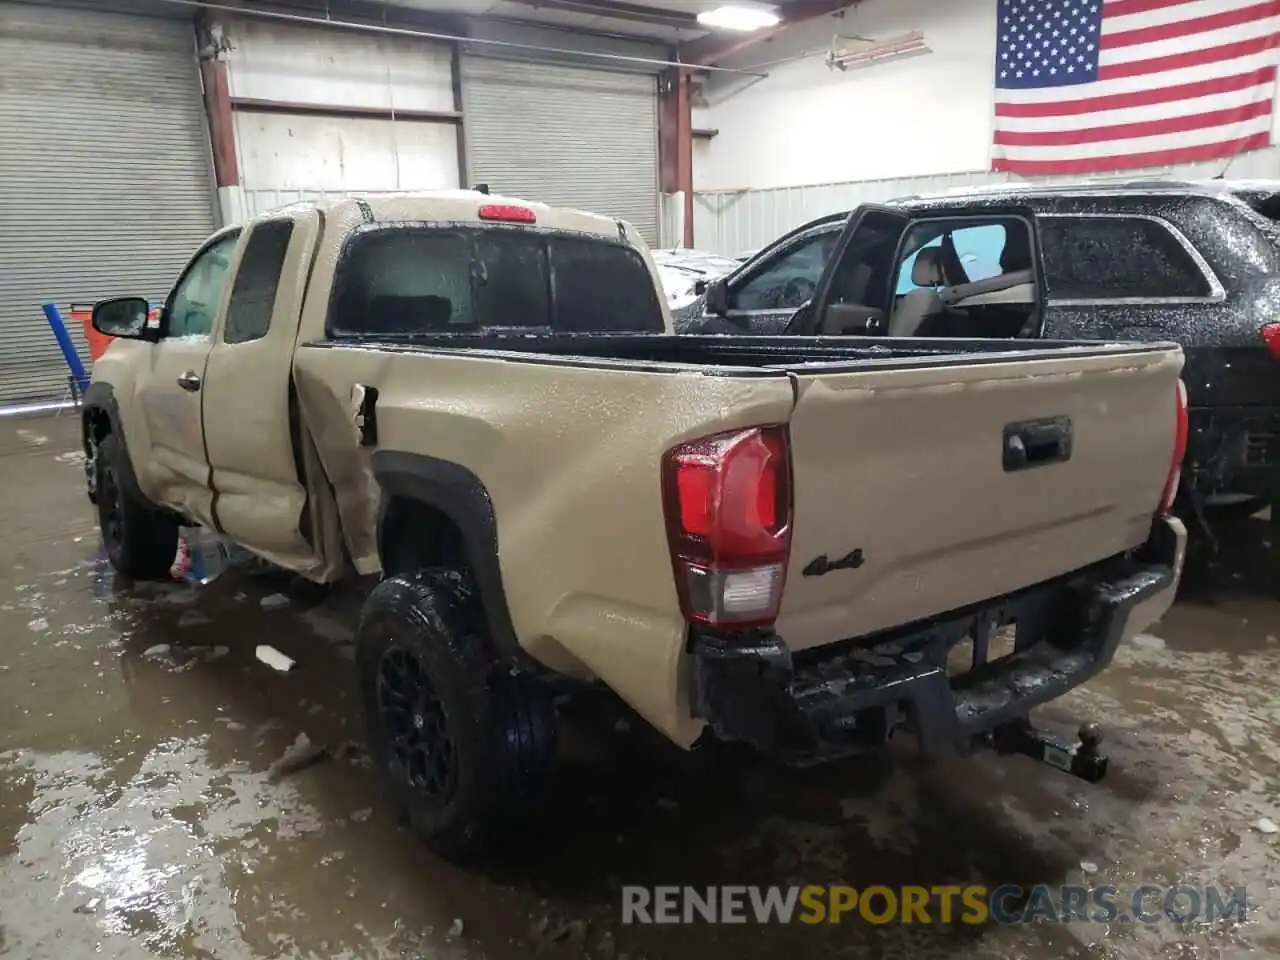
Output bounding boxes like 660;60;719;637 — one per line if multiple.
83;191;1187;861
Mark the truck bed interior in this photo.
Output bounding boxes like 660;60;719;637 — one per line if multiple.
321;332;1168;372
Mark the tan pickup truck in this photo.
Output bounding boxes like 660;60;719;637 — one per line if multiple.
83;190;1188;861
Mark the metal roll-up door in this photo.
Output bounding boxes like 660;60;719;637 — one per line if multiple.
0;3;216;404
462;57;659;245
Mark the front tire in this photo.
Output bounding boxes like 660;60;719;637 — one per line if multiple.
356;570;557;862
96;433;179;580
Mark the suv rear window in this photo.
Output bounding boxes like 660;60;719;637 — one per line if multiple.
1038;216;1212;300
328;226;664;336
1234;189;1280;221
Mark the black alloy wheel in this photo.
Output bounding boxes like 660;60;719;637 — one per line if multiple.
377;646;458;800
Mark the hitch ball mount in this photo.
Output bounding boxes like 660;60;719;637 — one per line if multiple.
989;719;1109;783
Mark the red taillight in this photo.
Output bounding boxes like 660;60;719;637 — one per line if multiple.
1159;379;1189;514
1264;323;1280;359
478;203;536;224
661;426;792;628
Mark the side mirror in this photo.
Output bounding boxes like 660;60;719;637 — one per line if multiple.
705;277;729;316
92;297;157;341
693;278;709;296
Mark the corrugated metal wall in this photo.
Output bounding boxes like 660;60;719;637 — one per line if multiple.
692;149;1280;256
462;56;660;245
0;1;216;403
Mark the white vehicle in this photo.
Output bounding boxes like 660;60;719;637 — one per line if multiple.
650;248;741;311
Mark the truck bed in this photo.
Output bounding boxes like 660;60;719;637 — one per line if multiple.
298;330;1182;677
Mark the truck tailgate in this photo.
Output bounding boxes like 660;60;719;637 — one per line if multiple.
776;345;1184;652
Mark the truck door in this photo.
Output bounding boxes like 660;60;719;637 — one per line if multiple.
200;209;324;571
797;205;910;336
134;228;240;528
881;206;1045;340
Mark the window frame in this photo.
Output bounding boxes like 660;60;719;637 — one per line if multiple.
887;213;1038;299
893;221;1012;296
324;220;664;339
726;225;842;315
161;227;243;341
1036;212;1225;306
223;218;296;345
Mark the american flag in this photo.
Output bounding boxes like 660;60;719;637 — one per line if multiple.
992;0;1280;175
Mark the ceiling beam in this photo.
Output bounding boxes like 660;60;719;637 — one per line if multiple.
679;0;855;67
501;0;702;30
232;0;469;35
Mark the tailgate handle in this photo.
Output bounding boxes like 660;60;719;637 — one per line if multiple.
1003;416;1072;472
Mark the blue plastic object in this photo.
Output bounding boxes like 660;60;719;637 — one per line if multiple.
42;303;90;394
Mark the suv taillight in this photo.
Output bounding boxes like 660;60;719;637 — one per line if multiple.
661;426;792;628
1159;379;1188;514
1263;323;1280;359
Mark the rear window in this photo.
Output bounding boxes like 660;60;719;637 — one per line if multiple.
1230;189;1280;247
328;225;664;337
1234;189;1280;221
1038;216;1212;300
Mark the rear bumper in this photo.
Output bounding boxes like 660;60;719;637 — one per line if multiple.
689;515;1185;761
1186;405;1280;501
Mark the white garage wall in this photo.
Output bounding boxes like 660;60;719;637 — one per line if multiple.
234;113;460;193
224;18;460;221
691;0;1280;254
696;0;996;193
692;106;714;193
226;18;454;111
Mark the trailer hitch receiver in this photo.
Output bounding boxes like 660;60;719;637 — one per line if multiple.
990;719;1109;783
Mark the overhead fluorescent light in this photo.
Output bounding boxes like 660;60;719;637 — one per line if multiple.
697;4;781;32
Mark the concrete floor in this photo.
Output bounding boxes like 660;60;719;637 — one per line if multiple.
1;414;1278;960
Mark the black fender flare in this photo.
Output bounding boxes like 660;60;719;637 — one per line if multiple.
81;382;122;499
81;381;120;443
80;381;163;510
371;450;520;661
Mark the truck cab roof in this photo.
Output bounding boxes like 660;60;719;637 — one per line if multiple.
255;189;647;245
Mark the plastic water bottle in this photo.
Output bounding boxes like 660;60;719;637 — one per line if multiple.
175;528;235;585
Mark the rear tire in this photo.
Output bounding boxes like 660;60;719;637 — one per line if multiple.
96;433;179;580
356;570;557;862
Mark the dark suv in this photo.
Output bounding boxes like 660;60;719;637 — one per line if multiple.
682;179;1280;546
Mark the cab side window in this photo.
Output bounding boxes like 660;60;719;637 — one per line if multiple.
224;220;294;344
732;231;838;311
1038;216;1213;300
166;232;240;339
